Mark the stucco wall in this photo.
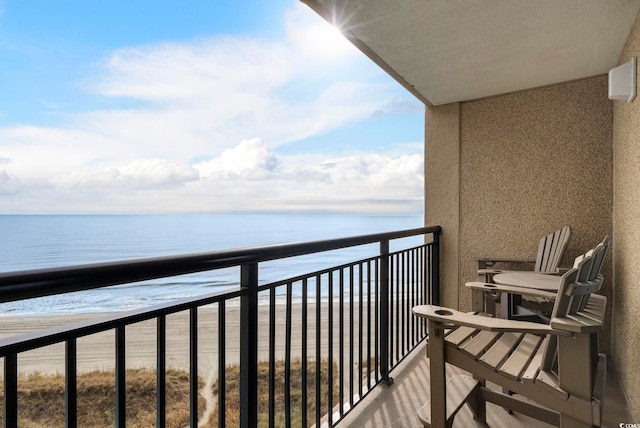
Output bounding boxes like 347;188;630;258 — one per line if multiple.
425;103;460;308
458;77;613;350
613;11;640;421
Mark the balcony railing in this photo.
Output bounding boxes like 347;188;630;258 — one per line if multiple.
0;225;441;428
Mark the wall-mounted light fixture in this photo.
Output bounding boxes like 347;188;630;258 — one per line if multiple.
609;57;636;102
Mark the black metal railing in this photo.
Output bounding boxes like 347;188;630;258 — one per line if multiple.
0;225;441;428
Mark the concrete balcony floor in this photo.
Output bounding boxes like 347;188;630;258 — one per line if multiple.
339;343;631;427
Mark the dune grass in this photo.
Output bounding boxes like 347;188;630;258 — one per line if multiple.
0;359;340;428
206;359;339;428
0;368;204;428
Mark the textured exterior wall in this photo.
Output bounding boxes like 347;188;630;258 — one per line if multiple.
425;103;460;308
613;12;640;421
458;77;613;350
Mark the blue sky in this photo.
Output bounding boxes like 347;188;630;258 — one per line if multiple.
0;0;425;214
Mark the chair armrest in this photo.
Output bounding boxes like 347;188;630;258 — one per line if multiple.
550;294;607;334
473;257;535;268
413;305;571;336
477;268;504;277
465;281;557;301
550;315;604;334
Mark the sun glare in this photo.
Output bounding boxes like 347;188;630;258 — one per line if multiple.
288;5;357;59
305;22;355;58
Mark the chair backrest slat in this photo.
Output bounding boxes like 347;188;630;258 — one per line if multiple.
535;226;571;273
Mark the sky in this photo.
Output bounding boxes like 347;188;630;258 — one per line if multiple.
0;0;425;215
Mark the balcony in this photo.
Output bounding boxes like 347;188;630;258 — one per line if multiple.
0;226;441;427
0;225;633;427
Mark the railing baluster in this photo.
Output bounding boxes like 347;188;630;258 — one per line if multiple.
5;353;18;428
421;246;425;332
390;254;395;365
157;315;166;428
412;249;416;346
366;260;372;390
397;253;401;358
411;248;420;343
424;245;428;330
66;338;77;428
411;250;416;347
358;262;363;399
349;265;354;408
239;263;258;428
339;268;345;415
379;239;393;386
395;253;400;363
218;302;226;428
401;251;405;358
284;282;292;428
301;279;308;428
425;244;430;336
315;274;321;428
430;245;434;322
116;326;126;427
269;288;276;428
374;258;379;383
189;307;198;428
327;271;334;426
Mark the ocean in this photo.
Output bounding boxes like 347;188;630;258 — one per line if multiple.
0;214;423;315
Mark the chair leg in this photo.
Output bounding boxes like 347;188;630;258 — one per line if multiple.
467;379;486;423
502;387;514;414
429;323;447;428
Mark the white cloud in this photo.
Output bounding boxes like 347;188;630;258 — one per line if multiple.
0;170;19;195
0;138;423;213
57;30;391;165
96;38;293;104
195;138;278;179
56;159;199;189
0;125;129;178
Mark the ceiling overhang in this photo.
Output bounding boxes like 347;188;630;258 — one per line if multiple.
303;0;640;107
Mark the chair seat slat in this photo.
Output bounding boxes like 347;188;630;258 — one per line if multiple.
459;330;499;357
445;326;476;346
521;336;548;383
479;332;522;369
498;333;543;380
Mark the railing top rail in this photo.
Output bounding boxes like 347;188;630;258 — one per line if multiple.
0;225;441;303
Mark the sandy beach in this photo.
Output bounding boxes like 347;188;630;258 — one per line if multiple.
0;302;382;380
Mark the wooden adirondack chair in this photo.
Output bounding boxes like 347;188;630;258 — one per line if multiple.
414;246;607;428
473;225;571;319
470;235;609;320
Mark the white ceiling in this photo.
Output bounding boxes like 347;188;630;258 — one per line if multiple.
303;0;640;106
